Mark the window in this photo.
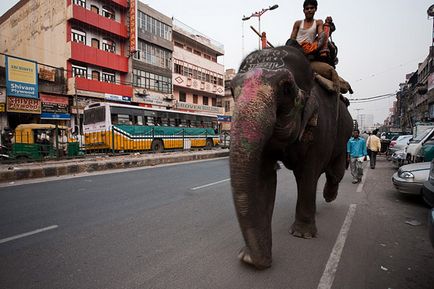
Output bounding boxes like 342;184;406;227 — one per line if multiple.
91;38;99;49
137;40;172;69
71;28;86;44
211;97;217;107
91;70;100;81
138;11;172;41
179;91;186;102
133;69;172;93
193;50;201;56
102;6;115;20
73;0;86;8
102;72;115;83
224;101;231;113
90;5;99;14
193;94;198;104
203;96;208;105
72;65;87;78
102;38;116;53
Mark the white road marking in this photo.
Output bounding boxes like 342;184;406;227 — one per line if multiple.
191;178;230;191
317;204;357;289
0;225;59;244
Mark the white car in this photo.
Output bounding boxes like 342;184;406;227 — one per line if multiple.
406;128;434;163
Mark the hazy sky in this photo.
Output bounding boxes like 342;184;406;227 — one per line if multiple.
1;0;433;123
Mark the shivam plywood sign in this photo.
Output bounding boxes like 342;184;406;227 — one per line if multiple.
5;56;38;99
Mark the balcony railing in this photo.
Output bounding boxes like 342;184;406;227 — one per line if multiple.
70;77;133;97
68;4;128;38
69;41;128;73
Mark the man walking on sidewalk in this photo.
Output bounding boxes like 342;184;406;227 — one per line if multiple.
367;129;381;169
347;129;367;183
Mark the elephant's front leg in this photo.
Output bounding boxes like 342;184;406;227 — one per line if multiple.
290;167;320;238
232;158;277;269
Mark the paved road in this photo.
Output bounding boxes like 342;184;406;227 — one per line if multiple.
0;156;433;289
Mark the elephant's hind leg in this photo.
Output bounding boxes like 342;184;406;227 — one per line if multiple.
323;153;346;202
233;159;277;269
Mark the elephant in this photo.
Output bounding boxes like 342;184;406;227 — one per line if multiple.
229;45;353;270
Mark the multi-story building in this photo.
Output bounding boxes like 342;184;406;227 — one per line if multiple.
131;3;174;109
171;18;225;119
0;0;132;132
222;68;236;132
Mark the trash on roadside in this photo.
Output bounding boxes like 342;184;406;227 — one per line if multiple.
381;266;388;271
405;219;422;226
380;243;386;247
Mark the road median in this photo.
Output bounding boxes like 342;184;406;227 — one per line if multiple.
0;149;229;183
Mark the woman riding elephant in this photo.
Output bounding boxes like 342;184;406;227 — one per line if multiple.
230;44;353;269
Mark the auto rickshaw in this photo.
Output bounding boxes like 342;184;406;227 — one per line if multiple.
12;124;80;160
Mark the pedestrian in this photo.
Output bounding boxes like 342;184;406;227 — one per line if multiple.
347;129;367;184
366;129;381;169
360;130;369;141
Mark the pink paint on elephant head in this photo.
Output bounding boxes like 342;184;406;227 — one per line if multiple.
233;69;274;146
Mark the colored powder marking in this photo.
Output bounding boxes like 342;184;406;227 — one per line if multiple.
232;68;275;146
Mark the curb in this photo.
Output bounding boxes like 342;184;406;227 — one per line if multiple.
0;149;229;183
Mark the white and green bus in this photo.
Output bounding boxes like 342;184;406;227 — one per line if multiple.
83;102;219;152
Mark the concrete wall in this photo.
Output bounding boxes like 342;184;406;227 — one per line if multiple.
0;0;68;69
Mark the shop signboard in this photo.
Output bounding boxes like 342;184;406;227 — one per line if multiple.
217;115;232;122
40;94;70;120
0;88;6;112
105;93;131;103
5;56;38;99
6;96;41;114
129;0;137;53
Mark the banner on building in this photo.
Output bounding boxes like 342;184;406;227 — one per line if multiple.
39;65;56;82
129;0;137;53
6;96;41;114
0;88;5;112
40;94;70;120
5;56;38;99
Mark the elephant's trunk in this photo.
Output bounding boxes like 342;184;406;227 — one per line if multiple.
230;69;278;269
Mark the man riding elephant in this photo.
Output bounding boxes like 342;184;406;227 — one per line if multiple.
230;44;353;269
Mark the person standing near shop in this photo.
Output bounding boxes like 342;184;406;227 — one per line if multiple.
347;129;367;183
367;129;381;169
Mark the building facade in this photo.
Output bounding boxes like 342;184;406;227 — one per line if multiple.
131;3;174;109
171;18;225;119
0;0;132;133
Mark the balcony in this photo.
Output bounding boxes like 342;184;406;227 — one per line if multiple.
69;77;133;97
111;0;128;8
67;4;128;38
69;41;129;73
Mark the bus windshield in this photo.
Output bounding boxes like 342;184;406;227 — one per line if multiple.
84;106;105;125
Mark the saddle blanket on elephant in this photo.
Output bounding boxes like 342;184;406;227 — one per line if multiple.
310;61;353;95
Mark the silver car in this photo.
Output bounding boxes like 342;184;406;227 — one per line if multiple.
392;161;431;195
388;134;412;155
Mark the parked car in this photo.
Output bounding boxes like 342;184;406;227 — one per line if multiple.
388;134;412;156
380;131;407;153
422;159;434;207
392;150;407;168
406;127;434;163
392;161;431;195
419;137;434;162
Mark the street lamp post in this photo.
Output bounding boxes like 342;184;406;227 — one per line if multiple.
242;4;278;49
428;4;434;46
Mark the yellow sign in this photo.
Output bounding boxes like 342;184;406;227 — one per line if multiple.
7;57;37;84
0;103;5;112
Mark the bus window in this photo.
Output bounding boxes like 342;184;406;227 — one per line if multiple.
137;115;143;125
118;114;131;125
186;119;191;127
169;118;176;127
111;114;118;125
84;106;105;125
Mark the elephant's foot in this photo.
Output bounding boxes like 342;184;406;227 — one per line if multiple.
290;221;317;239
323;181;338;203
238;247;272;270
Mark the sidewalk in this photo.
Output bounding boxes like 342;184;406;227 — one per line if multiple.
0;148;229;184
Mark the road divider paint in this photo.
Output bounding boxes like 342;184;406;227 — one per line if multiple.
0;225;59;245
191;178;230;191
317;204;357;289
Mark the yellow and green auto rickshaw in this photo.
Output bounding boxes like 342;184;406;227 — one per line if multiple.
12;124;80;160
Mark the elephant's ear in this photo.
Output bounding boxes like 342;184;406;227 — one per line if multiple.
298;92;318;141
